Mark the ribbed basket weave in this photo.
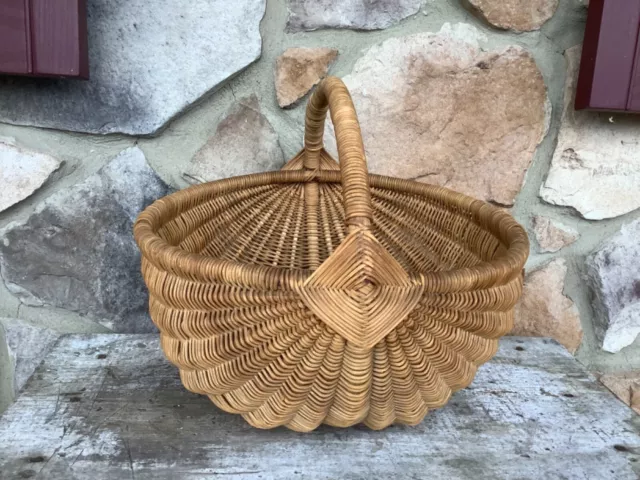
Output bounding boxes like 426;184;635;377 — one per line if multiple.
134;77;529;431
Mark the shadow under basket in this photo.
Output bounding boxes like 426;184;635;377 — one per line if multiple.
133;77;529;431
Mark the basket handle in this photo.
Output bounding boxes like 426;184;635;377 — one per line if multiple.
304;77;373;233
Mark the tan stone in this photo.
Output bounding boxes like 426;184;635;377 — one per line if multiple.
512;258;583;354
184;95;284;183
599;372;640;415
532;215;579;253
540;46;640;220
467;0;559;32
275;47;338;108
326;24;549;206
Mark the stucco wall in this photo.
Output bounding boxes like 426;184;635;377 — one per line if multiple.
1;0;639;413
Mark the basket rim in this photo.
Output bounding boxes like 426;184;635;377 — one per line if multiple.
134;169;529;293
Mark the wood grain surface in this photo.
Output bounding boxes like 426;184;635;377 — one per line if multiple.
0;0;30;74
0;0;88;78
0;334;638;479
576;0;640;111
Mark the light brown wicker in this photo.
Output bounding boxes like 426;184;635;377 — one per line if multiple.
134;77;529;431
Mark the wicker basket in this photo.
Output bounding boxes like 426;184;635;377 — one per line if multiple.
134;77;529;431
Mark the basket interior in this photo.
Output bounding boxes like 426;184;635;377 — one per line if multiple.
155;180;508;275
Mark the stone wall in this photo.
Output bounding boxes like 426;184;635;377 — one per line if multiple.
1;0;639;413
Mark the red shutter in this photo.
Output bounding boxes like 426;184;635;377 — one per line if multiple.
576;0;640;112
0;0;88;78
0;0;31;74
627;32;640;110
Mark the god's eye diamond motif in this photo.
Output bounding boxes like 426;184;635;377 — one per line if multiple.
297;231;424;349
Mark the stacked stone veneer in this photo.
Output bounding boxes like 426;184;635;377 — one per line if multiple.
1;0;638;413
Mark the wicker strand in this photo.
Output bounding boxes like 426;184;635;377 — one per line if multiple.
305;77;372;234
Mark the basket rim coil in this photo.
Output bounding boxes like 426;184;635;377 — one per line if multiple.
134;78;528;292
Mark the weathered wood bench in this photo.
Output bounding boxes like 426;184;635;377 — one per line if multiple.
0;335;638;479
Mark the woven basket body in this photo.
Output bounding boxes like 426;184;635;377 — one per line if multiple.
134;77;529;431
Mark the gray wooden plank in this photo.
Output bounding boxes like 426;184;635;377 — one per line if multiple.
0;334;638;480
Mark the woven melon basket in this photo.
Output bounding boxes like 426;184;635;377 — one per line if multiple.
134;77;529;431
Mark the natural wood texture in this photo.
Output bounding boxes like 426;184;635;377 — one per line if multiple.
627;30;640;111
0;334;638;479
134;77;530;430
0;0;88;78
0;0;31;74
29;0;89;78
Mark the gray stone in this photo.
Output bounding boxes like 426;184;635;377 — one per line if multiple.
532;215;579;253
0;318;60;395
183;95;284;183
0;140;61;213
325;23;549;206
586;219;640;353
540;46;640;220
0;0;265;135
0;147;171;333
287;0;421;32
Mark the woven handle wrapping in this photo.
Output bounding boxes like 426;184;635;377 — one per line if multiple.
304;77;373;233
